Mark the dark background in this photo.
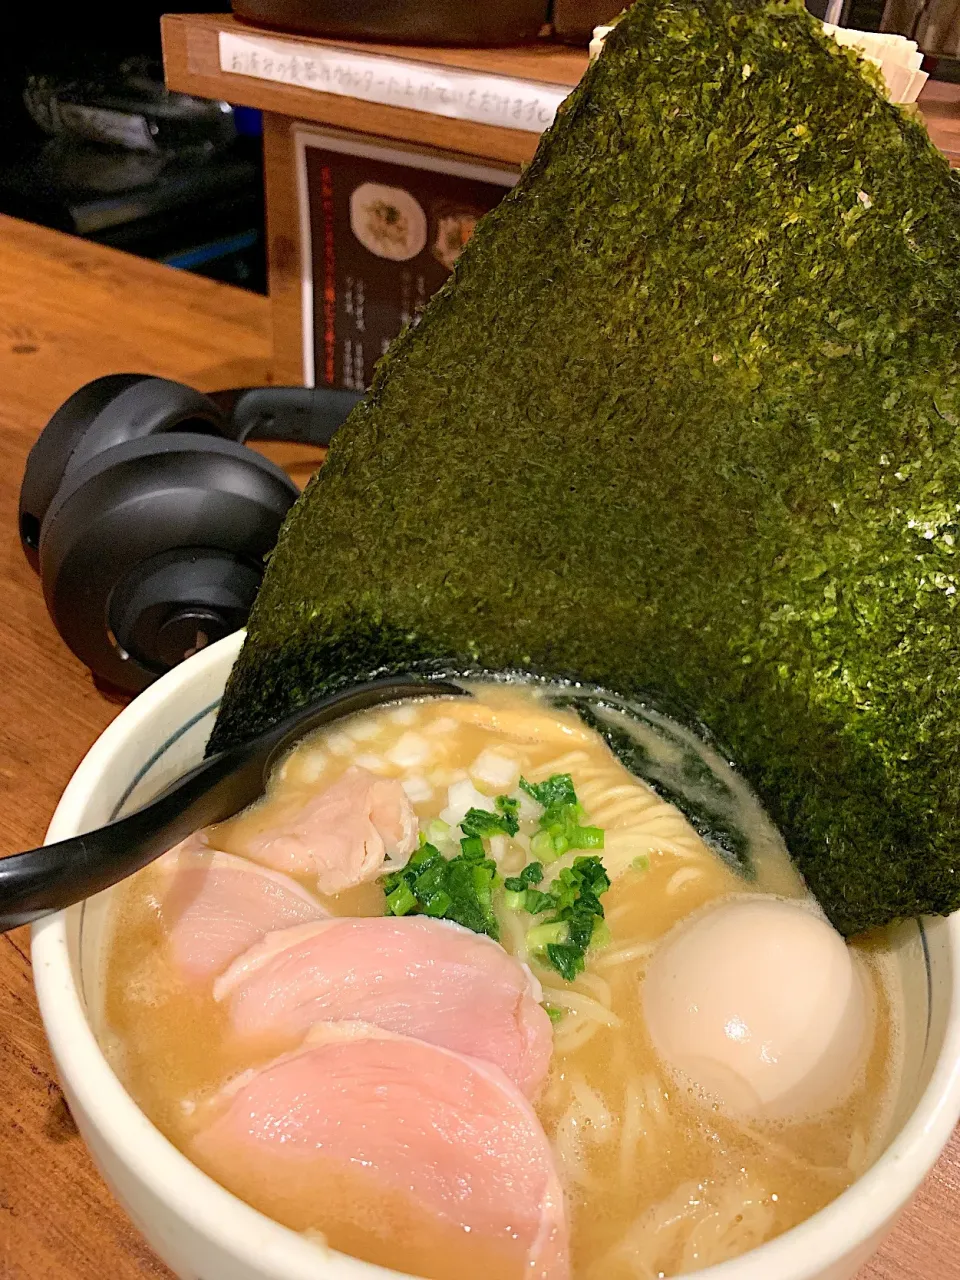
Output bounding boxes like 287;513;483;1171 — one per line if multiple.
0;4;268;292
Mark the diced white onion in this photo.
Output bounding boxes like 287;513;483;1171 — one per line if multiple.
517;790;542;822
498;843;527;875
425;716;458;736
424;818;453;849
469;748;521;793
353;753;390;775
401;775;433;804
294;752;328;784
385;732;433;769
488;834;509;863
439;778;496;827
346;716;382;742
389;705;418;726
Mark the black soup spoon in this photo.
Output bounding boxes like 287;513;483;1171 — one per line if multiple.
0;676;469;933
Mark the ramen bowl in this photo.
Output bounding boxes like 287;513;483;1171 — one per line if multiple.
30;629;960;1280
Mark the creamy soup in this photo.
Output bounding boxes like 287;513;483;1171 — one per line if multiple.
101;682;903;1280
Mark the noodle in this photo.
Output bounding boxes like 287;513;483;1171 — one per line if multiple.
526;751;593;779
524;741;717;890
665;867;703;895
595;941;656;969
644;1077;668;1126
552;1076;616;1191
539;1067;567;1111
606;901;636;925
445;703;594;746
553;1111;597;1191
538;989;621;1026
599;834;709;882
553;1015;604;1056
736;1120;851;1184
573;971;613;1006
570;1075;614;1140
618;1079;648;1184
496;904;530;963
593;1178;777;1279
679;1183;776;1272
588;794;662;826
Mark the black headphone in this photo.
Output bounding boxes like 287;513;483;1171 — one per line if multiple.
18;374;360;694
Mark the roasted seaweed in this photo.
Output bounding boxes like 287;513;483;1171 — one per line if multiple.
212;0;960;936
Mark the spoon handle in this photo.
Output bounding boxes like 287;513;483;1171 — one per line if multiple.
0;676;467;932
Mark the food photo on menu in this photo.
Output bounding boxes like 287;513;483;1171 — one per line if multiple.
4;2;960;1280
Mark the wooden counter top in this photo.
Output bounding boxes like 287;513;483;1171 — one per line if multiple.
0;216;269;1279
0;214;959;1278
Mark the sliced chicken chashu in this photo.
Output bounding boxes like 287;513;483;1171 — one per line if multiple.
214;765;418;894
214;914;553;1098
157;835;326;980
191;1021;569;1280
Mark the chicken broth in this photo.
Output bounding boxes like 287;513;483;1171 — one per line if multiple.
102;683;903;1280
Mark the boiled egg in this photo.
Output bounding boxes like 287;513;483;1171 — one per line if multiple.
642;897;870;1120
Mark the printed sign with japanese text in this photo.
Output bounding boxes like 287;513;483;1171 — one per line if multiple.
298;132;517;390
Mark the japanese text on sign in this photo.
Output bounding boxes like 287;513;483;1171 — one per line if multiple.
219;31;572;135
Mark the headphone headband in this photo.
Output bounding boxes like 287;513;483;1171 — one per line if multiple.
210;386;363;446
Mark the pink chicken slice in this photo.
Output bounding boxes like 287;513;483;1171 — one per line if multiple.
157;834;327;980
191;1021;569;1280
220;764;418;894
213;915;553;1098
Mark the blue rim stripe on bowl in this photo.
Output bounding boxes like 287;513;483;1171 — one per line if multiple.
109;698;223;823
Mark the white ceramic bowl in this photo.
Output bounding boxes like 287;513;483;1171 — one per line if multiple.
31;630;960;1280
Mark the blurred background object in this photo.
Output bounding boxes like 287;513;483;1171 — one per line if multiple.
0;3;624;299
224;0;631;45
880;1;960;67
0;3;267;291
228;0;552;44
811;0;960;77
552;0;623;42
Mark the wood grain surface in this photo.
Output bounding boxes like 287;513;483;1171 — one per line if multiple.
1;199;960;1278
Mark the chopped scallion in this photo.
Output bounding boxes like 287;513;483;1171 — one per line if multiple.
531;829;559;862
380;840;499;937
386;881;417;916
546;942;585;981
527;920;570;950
519;774;577;809
424;818;452;847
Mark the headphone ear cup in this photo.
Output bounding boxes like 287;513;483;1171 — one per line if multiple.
38;434;298;693
20;374;147;567
20;374;229;569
